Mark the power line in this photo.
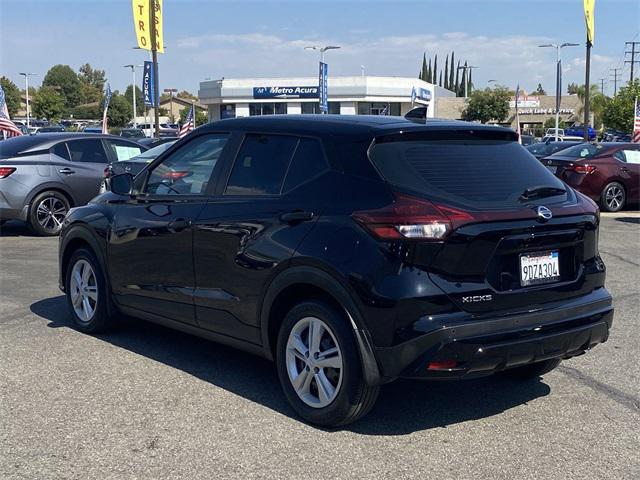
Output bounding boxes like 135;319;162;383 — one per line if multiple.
610;68;622;95
625;41;640;82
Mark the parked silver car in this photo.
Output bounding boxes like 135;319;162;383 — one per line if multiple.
0;133;146;235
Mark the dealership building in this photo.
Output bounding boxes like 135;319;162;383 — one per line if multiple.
198;76;454;121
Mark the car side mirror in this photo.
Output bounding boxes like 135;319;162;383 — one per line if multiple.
110;173;134;196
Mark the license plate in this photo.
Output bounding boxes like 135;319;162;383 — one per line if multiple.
520;251;560;286
546;165;557;174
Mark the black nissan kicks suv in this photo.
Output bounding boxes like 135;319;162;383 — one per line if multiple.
59;115;613;426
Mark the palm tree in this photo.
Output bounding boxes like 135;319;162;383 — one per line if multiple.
575;84;609;129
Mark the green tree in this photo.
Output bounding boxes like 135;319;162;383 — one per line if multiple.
420;53;427;81
106;93;133;128
534;83;546;95
443;54;449;90
42;64;82;110
32;86;65;121
0;76;21;117
461;86;510;124
79;83;102;105
124;85;145;116
567;82;579;95
454;60;460;96
575;84;609;129
427;58;432;83
543;117;567;131
602;79;640;132
179;106;207;127
70;103;101;120
449;51;455;93
432;54;438;86
78;63;106;90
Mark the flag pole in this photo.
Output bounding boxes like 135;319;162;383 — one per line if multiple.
149;0;160;138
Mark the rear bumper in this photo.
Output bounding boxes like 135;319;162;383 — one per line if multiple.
373;288;613;380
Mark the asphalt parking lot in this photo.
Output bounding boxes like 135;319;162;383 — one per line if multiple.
1;213;639;480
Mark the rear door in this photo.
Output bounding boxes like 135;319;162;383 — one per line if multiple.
369;129;600;316
192;133;330;342
55;138;110;205
614;146;640;202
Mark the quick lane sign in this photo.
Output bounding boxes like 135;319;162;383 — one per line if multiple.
253;86;319;99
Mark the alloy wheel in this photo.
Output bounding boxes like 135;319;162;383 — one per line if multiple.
69;259;98;323
285;316;343;408
36;196;67;232
605;185;624;211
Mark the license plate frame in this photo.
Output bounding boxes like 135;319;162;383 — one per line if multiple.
545;165;557;174
519;250;560;287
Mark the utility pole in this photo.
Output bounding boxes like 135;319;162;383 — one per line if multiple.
599;77;606;95
457;64;478;98
610;68;622;95
149;0;160;138
625;41;640;83
163;88;178;123
19;73;36;128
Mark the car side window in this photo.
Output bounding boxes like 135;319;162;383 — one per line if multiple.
106;139;143;161
145;134;228;196
225;134;297;195
621;149;640;165
67;139;108;163
282;138;329;192
52;142;70;161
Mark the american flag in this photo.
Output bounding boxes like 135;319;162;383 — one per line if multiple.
101;83;112;134
633;97;640;143
0;85;23;138
179;105;195;138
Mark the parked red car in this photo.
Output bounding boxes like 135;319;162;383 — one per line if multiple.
541;143;640;212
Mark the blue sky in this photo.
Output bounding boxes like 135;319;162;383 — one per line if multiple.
1;0;638;96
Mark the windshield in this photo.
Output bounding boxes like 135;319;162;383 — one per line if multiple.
370;132;567;208
126;141;175;162
549;143;603;159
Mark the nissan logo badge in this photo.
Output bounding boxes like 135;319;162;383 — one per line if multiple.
537;205;553;222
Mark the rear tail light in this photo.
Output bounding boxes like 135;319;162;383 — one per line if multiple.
428;360;458;370
163;171;190;179
352;193;475;241
569;164;597;174
0;167;16;178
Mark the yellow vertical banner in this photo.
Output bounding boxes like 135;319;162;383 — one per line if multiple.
583;0;595;45
132;0;164;53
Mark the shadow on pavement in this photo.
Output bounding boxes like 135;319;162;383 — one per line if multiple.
0;220;34;237
31;295;551;435
615;217;640;225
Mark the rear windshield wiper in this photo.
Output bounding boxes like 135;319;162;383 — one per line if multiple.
519;185;567;201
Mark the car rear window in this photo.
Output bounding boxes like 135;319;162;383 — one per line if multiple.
369;131;567;208
549;143;603;159
0;135;43;158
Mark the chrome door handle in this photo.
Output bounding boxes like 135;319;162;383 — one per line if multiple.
58;168;75;175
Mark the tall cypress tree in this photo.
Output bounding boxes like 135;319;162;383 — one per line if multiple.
460;61;468;96
444;54;449;90
439;71;443;87
449;52;455;92
420;53;427;80
427;58;432;83
432;54;438;85
467;67;473;95
454;60;460;96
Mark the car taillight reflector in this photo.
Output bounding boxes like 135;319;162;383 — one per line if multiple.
428;360;458;370
352;193;475;241
571;164;597;174
163;171;189;179
0;167;16;178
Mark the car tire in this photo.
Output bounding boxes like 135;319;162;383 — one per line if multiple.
28;190;70;236
600;182;626;212
65;247;116;333
501;358;561;380
276;300;379;427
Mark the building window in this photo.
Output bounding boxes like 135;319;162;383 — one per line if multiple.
357;102;401;116
301;102;341;114
220;104;236;119
249;103;288;116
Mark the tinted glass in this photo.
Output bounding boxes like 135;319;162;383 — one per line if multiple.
621;148;640;164
146;134;228;195
106;139;144;161
548;143;603;159
129;141;175;163
225;134;297;195
67;139;108;163
283;138;329;192
0;135;45;157
370;134;567;208
52;143;70;161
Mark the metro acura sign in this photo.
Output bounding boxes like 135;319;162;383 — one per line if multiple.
253;86;319;99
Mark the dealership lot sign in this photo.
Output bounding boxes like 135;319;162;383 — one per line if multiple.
253;86;319;99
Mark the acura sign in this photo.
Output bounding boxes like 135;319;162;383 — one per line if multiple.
253;86;319;99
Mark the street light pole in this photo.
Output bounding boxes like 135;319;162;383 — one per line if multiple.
19;72;36;128
123;65;138;128
539;42;578;141
305;45;341;114
457;65;478;98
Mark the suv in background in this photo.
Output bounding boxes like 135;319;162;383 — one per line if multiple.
58;115;612;426
0;133;146;235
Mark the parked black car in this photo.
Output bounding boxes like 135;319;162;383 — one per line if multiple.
58;115;613;426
